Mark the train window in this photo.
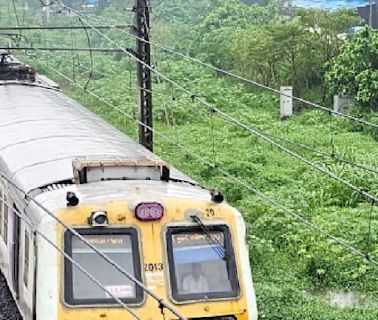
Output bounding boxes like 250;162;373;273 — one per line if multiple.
23;230;30;288
64;228;143;306
166;225;240;302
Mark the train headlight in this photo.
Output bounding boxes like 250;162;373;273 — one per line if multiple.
88;211;109;227
135;203;164;221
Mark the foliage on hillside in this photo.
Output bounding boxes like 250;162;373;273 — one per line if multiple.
167;1;362;96
326;28;378;109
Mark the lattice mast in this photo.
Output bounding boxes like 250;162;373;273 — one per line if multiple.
135;0;153;151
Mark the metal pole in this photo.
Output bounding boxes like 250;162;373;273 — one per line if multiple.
135;0;153;151
0;47;125;52
0;25;132;31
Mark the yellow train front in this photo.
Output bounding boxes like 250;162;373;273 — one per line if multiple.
0;67;257;320
33;164;258;320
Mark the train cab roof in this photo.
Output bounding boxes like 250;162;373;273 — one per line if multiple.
0;82;195;196
34;179;214;213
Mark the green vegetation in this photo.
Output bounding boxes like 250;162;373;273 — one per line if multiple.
326;27;378;109
1;0;378;318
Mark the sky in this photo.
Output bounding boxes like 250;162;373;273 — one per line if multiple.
292;0;371;9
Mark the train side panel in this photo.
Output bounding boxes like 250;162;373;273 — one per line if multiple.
35;216;59;320
233;208;258;320
0;187;37;319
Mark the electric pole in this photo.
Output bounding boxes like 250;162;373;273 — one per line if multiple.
135;0;153;151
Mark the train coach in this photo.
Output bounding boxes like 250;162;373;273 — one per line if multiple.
0;53;258;320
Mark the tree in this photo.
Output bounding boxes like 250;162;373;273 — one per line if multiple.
232;20;316;95
229;8;361;95
297;8;362;62
326;28;378;109
192;0;279;67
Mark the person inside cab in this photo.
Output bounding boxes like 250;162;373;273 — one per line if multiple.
182;263;209;293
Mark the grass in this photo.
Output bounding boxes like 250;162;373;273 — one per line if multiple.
23;42;378;320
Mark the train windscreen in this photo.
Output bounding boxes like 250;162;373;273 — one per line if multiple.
64;228;143;305
166;225;240;301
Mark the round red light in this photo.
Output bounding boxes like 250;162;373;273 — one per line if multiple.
135;203;164;221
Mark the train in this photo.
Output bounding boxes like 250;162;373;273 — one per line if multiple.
0;52;258;320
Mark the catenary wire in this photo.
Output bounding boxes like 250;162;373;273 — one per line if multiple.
46;12;378;207
77;16;93;89
268;131;378;175
30;13;378;212
71;62;378;177
10;0;22;42
68;6;378;131
6;29;378;198
41;62;378;267
13;1;377;267
0;169;187;320
11;0;21;28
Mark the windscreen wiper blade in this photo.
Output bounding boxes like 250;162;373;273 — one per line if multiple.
190;215;228;260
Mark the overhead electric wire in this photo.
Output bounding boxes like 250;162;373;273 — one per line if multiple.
227;108;378;176
48;11;378;208
1;198;140;320
77;16;93;89
10;8;378;208
11;0;21;29
13;0;378;268
40;62;378;267
0;171;187;320
234;118;378;175
2;47;125;52
71;7;378;131
217;104;378;176
203;106;378;205
269;131;378;175
18;34;376;178
10;0;22;45
0;25;133;31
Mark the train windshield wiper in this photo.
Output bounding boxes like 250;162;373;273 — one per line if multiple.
190;215;228;260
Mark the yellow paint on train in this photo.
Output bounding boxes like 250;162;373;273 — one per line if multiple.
56;198;250;320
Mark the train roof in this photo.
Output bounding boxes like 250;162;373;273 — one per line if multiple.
0;82;195;195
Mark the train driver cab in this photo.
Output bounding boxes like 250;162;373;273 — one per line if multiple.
166;225;240;303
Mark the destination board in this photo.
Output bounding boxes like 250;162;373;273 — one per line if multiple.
72;234;132;250
172;232;224;247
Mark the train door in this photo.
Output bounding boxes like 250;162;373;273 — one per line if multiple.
10;204;21;298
